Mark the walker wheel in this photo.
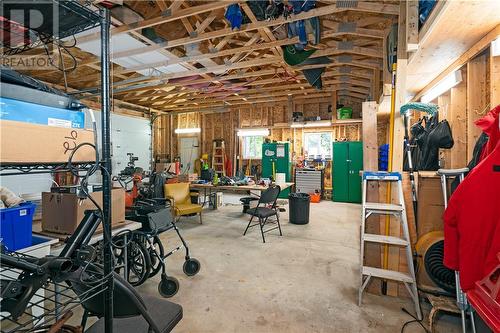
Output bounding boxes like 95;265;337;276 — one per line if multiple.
158;275;179;298
183;258;201;276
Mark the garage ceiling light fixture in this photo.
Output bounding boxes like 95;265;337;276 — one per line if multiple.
421;70;462;103
492;35;500;57
291;120;332;128
175;127;201;134
237;128;270;136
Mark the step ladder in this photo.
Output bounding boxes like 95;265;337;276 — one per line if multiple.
212;139;226;177
359;171;422;320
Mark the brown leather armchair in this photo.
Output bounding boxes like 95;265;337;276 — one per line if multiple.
164;183;202;224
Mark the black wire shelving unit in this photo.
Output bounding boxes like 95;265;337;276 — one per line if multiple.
1;0;101;56
0;251;108;333
1;1;114;332
0;162;97;176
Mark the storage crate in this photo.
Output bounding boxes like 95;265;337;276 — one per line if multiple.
0;202;36;251
178;173;198;183
337;107;353;119
310;192;321;203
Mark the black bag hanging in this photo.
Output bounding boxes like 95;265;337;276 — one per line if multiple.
418;116;455;170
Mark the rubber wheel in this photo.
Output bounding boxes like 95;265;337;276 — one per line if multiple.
158;276;179;298
148;236;165;278
125;240;151;286
183;258;201;276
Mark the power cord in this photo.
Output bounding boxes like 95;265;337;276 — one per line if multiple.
400;307;430;333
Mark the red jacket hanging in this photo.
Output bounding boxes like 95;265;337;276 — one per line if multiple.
476;104;500;161
443;142;500;291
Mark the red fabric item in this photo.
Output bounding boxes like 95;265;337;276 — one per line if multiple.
225;155;233;177
443;142;500;291
476;104;500;161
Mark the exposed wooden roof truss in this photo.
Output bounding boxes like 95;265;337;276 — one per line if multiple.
10;0;398;114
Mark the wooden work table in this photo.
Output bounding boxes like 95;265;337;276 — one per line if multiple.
189;182;294;192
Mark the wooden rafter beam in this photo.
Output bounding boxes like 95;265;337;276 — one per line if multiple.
75;37;380;80
195;12;217;34
75;1;237;44
159;91;367;112
84;4;386;62
124;74;372;103
117;66;373;97
320;0;399;15
240;3;282;58
73;46;381;88
133;79;370;105
142;81;370;105
155;0;167;12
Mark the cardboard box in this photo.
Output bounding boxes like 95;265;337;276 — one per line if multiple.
178;173;198;182
0;120;95;164
417;172;446;238
0;97;85;128
42;188;125;235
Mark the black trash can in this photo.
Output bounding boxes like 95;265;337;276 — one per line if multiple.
288;193;310;224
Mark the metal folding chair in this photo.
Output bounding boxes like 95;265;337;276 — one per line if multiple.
243;185;282;243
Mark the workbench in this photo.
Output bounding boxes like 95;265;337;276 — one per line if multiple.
190;182;294;207
189;182;294;192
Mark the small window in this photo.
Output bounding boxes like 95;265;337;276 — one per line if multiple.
304;132;332;158
242;136;264;159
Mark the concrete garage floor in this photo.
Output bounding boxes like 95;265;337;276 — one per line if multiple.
137;201;475;333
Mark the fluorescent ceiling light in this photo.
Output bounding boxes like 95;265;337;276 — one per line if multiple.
421;70;462;103
303;120;332;128
237;128;269;137
291;120;332;128
492;35;500;57
175;128;201;134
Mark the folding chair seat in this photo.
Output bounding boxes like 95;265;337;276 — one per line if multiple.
68;267;182;333
85;294;182;333
246;207;277;218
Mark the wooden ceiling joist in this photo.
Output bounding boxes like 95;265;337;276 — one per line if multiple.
15;1;397;113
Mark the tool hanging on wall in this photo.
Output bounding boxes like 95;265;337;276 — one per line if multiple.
381;22;400;296
382;61;397;295
400;102;439;227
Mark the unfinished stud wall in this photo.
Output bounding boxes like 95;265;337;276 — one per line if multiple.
153;100;364;169
377;46;500;298
417;49;495;169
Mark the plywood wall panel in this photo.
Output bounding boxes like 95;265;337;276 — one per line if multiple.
467;53;488;161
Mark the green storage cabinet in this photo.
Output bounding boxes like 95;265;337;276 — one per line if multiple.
262;142;292;199
332;141;363;203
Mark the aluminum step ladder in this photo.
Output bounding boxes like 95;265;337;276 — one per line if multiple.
359;171;422;320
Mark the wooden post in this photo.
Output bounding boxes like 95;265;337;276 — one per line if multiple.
437;93;451;167
363;101;379;170
490;49;500;107
467;53;488;161
387;0;408;297
362;101;381;293
331;91;337;122
406;0;419;52
450;69;468;168
372;69;381;101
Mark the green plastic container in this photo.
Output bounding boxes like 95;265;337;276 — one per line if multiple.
337;107;353;119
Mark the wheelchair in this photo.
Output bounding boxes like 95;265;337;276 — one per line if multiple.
126;198;201;297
